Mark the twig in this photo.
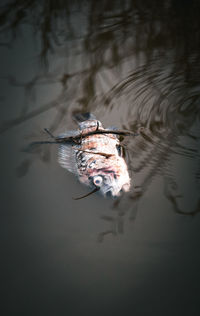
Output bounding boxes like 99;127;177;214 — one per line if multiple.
28;128;141;148
44;128;56;139
73;187;100;200
55;129;140;143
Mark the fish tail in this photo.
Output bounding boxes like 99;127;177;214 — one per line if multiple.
73;112;102;130
73;112;96;122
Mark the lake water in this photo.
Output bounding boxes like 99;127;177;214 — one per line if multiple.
1;1;200;315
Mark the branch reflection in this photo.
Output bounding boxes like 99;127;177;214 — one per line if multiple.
0;0;200;238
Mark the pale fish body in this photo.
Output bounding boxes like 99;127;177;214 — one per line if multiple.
58;113;131;198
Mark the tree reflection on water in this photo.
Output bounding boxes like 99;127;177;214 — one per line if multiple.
0;0;200;238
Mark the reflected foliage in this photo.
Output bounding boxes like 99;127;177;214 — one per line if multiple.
0;0;200;231
1;0;199;130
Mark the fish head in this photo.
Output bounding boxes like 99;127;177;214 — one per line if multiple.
89;169;130;198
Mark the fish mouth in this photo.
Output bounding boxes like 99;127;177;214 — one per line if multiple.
102;187;121;198
105;190;112;198
103;183;130;198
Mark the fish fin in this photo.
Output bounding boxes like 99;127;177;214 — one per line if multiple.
73;112;101;130
106;126;118;130
58;144;78;174
56;130;79;139
57;133;78;174
73;112;96;122
105;126;119;138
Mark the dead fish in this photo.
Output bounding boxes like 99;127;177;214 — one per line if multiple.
58;113;131;199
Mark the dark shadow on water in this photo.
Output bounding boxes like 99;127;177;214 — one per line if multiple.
0;0;200;237
0;0;200;128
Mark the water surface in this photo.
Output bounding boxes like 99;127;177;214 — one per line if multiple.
0;1;200;315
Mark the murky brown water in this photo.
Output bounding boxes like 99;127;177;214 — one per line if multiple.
1;1;200;315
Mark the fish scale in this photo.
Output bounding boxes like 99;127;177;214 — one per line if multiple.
58;113;131;198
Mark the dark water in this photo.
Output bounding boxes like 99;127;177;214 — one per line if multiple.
1;1;200;315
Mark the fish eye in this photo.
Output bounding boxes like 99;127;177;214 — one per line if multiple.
93;176;103;187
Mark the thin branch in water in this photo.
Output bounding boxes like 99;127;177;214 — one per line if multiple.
27;128;142;149
55;128;140;142
22;141;58;153
44;128;56;139
73;187;100;200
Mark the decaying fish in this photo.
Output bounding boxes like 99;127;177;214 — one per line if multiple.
58;113;131;198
